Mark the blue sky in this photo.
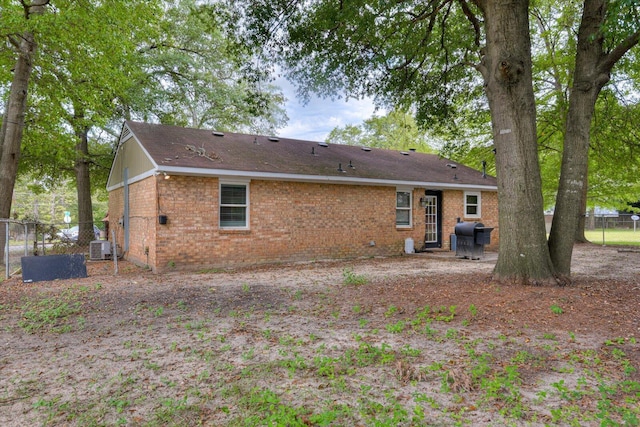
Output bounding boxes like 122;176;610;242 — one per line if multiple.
275;77;380;142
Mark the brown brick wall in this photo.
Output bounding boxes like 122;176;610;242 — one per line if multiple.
109;176;498;271
441;190;499;250
107;176;159;268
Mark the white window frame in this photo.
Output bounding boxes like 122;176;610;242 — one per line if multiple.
396;188;413;228
464;191;481;218
219;180;250;229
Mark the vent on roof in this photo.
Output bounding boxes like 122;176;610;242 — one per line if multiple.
318;142;328;147
361;147;372;152
401;151;409;155
409;148;416;152
212;131;224;137
268;136;280;142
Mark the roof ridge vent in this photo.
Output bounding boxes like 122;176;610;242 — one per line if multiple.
361;147;372;152
212;131;224;137
318;142;328;147
268;136;280;142
401;151;409;155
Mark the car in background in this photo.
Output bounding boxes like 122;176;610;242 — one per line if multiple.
57;225;101;243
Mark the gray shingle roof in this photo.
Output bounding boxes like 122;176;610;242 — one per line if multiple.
125;121;496;189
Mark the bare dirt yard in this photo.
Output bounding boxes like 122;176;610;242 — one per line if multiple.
1;244;639;426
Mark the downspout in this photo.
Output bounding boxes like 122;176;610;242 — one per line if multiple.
123;167;129;252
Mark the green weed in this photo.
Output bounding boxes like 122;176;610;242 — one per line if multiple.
550;304;563;315
342;268;368;286
19;289;84;333
384;305;399;317
385;320;406;334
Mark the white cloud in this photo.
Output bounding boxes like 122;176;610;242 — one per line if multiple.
275;76;380;141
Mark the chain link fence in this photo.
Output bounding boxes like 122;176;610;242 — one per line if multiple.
589;212;639;230
1;220;110;280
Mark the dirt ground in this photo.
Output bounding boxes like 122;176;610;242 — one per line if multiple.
0;244;639;425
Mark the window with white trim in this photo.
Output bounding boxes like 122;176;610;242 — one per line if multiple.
220;182;249;228
464;191;481;218
396;189;412;227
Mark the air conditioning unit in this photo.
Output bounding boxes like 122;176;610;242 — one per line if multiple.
89;240;111;260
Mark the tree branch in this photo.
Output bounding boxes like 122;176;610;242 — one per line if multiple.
20;0;50;19
468;0;485;15
598;29;640;76
7;34;21;49
458;0;482;47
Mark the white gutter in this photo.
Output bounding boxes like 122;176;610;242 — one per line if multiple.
107;165;497;193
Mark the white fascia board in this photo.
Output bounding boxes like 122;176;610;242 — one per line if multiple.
152;166;498;192
106;169;157;192
105;122;130;190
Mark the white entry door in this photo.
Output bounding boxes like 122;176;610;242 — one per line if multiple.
424;191;442;248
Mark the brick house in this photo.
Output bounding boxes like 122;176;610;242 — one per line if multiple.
107;121;498;272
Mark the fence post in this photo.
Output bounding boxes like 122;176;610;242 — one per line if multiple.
23;222;28;257
5;222;8;280
112;228;118;275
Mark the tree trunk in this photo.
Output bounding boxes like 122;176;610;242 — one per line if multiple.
587;207;595;231
477;0;557;284
0;31;37;259
75;126;94;246
574;179;589;243
548;0;610;275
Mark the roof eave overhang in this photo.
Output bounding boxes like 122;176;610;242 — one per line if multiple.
129;166;497;192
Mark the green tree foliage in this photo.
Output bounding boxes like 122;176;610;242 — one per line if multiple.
326;110;436;153
11;177;107;226
2;0;287;235
587;94;640;210
531;1;640;212
129;0;287;134
236;0;482;125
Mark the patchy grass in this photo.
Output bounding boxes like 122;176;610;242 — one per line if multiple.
18;287;91;333
1;248;639;426
342;267;369;286
584;229;640;246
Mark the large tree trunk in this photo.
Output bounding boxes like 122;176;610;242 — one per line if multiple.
548;0;613;275
75;126;94;246
477;0;556;284
0;31;37;259
0;1;48;260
